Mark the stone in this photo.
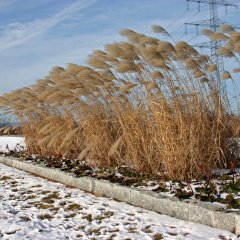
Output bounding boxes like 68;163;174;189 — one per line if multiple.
212;211;236;233
188;203;214;227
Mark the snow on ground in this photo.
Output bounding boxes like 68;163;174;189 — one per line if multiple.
0;136;25;152
0;163;239;240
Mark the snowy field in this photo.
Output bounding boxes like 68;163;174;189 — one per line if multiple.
1;136;240;239
0;163;239;240
0;136;25;152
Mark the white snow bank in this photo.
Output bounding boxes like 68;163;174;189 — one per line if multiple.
0;136;25;152
0;163;239;240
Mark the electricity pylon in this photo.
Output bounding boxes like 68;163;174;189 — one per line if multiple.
185;0;238;89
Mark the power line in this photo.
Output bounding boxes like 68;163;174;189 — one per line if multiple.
185;0;239;91
164;10;189;30
168;5;208;36
186;33;199;42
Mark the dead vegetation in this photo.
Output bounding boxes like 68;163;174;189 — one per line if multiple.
0;126;22;135
0;25;239;181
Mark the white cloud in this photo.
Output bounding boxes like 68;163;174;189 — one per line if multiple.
0;0;96;51
0;28;121;94
0;0;239;96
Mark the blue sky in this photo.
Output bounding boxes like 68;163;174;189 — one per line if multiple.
0;0;240;95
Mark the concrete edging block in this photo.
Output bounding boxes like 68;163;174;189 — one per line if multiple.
187;203;215;226
112;184;131;202
235;214;240;234
91;179;115;198
129;188;177;216
0;156;239;234
213;211;236;233
74;177;93;192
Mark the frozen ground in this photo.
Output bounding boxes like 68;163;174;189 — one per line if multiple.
0;136;25;152
0;163;240;240
1;136;238;211
1;136;240;239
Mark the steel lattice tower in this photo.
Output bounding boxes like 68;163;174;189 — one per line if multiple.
185;0;238;89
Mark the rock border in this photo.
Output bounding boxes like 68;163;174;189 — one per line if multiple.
0;156;240;234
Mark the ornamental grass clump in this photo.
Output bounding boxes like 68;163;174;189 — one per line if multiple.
202;24;240;123
0;24;239;181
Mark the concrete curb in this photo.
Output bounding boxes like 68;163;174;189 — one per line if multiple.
0;156;239;234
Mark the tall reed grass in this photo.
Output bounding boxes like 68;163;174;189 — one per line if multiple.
0;25;239;181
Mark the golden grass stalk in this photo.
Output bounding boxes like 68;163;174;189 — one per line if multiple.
207;64;217;73
234;42;240;53
120;83;138;94
1;24;239;181
230;32;240;42
200;77;209;83
217;47;234;57
116;62;138;73
108;136;123;157
151;71;164;80
220;24;235;33
62;127;79;144
221;71;232;80
233;68;240;73
211;32;228;41
78;145;91;160
145;82;159;91
151;25;170;36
